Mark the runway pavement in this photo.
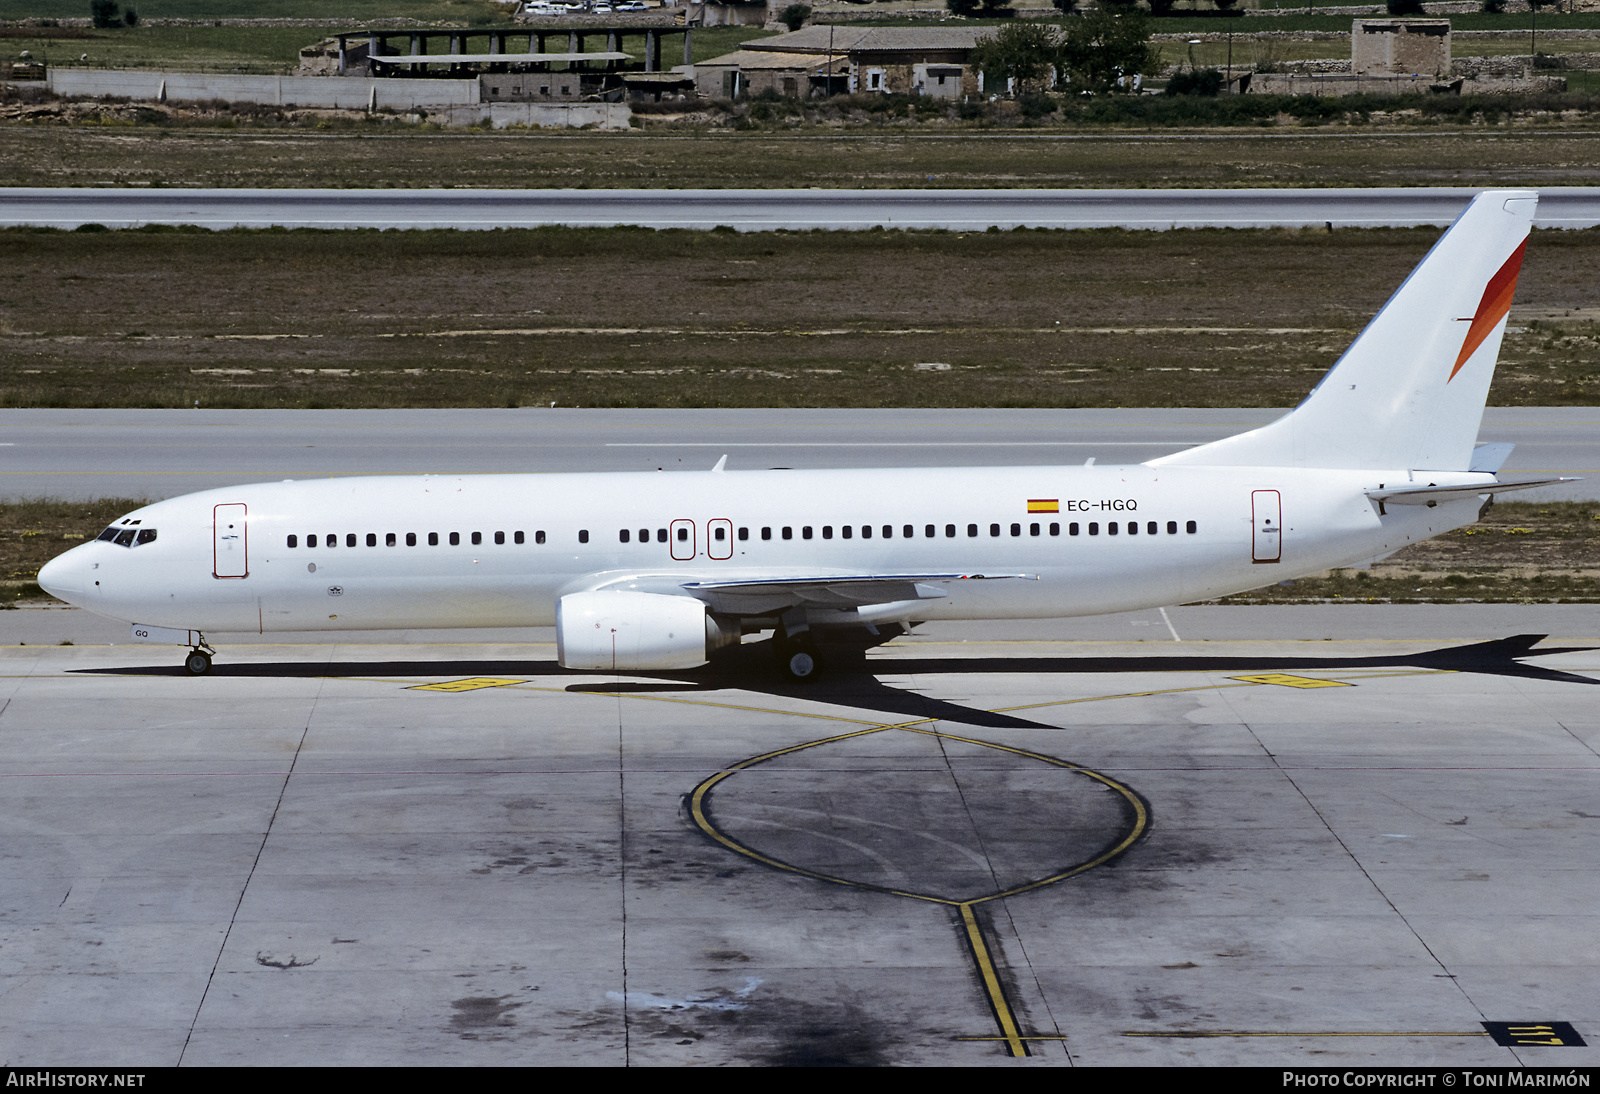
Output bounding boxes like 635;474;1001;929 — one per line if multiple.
1;603;1597;1065
3;407;1595;503
4;187;1600;231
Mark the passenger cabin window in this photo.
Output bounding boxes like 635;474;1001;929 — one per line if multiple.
307;535;318;548
406;533;417;547
287;535;298;548
515;531;526;545
1187;521;1198;534
472;532;482;546
536;531;547;545
450;532;460;546
386;533;397;547
347;534;357;547
494;531;505;545
620;529;631;543
428;533;439;546
367;533;378;547
578;530;589;544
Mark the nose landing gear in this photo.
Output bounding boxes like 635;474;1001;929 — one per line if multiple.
183;636;215;676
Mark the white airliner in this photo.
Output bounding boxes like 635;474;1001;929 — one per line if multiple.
37;190;1567;680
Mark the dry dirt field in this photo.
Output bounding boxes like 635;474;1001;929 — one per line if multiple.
2;224;1596;410
5;125;1600;190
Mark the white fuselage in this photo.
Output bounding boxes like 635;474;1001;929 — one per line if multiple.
39;463;1484;636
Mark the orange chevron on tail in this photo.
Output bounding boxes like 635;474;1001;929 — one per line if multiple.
1450;238;1527;382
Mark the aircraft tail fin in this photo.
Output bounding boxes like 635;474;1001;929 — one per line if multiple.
1150;190;1537;472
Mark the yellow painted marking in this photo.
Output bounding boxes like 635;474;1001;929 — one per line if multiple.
406;677;527;692
959;903;1028;1058
1228;673;1353;689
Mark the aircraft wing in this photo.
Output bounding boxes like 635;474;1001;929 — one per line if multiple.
679;572;1038;612
1367;476;1576;507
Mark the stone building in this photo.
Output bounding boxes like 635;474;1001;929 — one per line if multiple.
1352;18;1451;78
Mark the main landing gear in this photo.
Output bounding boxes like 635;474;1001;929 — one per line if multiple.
777;639;818;683
774;614;825;684
183;636;215;676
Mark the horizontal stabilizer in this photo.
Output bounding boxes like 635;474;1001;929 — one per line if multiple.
1366;476;1574;506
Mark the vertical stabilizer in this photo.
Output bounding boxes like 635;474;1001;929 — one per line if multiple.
1150;190;1536;472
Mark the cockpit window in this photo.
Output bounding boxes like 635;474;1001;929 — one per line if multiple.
102;525;157;547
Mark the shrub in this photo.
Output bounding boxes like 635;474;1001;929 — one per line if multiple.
1165;67;1224;96
1386;0;1425;13
89;0;120;29
779;3;810;31
123;7;137;25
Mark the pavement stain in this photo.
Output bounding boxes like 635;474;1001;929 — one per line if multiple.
450;994;525;1041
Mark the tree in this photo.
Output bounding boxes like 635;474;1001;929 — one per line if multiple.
969;22;1060;94
89;0;120;29
1050;0;1077;13
1058;10;1156;94
779;3;810;30
1386;0;1425;12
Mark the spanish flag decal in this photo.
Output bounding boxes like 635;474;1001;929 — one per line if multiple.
1449;238;1527;382
1027;499;1059;513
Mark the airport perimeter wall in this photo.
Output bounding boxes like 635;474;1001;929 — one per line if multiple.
40;70;631;126
433;102;632;129
46;70;482;110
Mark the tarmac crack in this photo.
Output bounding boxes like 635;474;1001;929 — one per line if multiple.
177;679;324;1067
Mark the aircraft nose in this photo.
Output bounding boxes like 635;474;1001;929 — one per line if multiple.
37;549;86;603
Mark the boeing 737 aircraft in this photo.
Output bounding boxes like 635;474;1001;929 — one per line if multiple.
37;190;1567;681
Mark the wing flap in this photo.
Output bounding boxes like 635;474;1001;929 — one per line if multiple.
680;572;1037;610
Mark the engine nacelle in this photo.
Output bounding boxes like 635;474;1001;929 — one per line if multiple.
556;590;714;671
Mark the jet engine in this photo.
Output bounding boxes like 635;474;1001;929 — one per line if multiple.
556;590;733;671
